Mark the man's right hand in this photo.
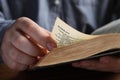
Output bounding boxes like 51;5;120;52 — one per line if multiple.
1;17;57;71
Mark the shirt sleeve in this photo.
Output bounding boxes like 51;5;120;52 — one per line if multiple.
0;12;15;46
0;11;15;63
92;19;120;35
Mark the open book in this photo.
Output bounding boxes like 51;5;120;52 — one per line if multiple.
36;18;120;67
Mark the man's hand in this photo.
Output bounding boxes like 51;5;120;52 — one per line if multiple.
72;56;120;73
1;17;57;71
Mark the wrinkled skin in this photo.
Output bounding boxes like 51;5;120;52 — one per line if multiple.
1;17;57;71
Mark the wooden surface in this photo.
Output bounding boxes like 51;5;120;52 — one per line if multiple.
0;64;120;80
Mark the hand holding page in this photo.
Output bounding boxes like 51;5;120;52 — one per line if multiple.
36;18;120;67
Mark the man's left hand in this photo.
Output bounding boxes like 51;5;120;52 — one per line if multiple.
72;56;120;73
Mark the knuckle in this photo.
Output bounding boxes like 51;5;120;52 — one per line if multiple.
45;34;56;45
16;17;33;28
40;34;51;46
16;17;30;23
16;17;35;32
44;33;51;40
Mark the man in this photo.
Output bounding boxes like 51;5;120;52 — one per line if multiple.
0;0;120;72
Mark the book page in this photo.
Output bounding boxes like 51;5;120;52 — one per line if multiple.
51;17;95;47
36;17;120;67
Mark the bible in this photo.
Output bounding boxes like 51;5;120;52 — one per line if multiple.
36;17;120;67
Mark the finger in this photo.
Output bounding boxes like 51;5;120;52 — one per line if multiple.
11;30;44;57
15;17;57;50
100;56;120;72
72;60;108;71
72;56;120;72
76;60;109;70
2;51;28;71
8;43;38;65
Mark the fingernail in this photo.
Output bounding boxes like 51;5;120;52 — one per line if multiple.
47;43;57;50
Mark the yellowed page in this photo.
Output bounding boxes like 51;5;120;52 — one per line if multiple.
51;17;96;47
36;17;120;67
